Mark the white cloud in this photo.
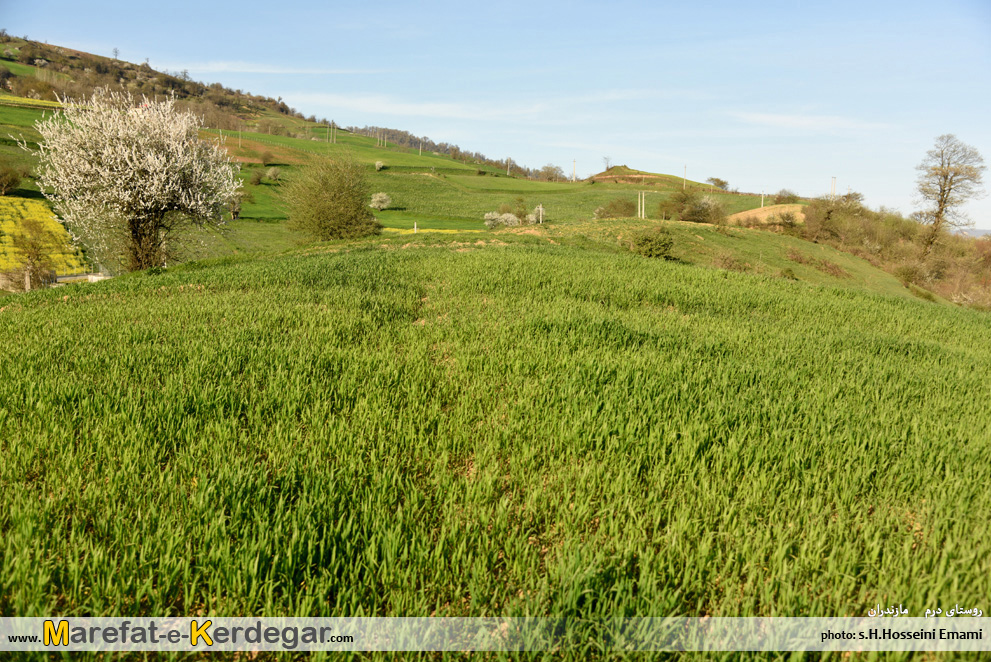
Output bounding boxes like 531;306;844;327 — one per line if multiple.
287;92;551;122
285;88;701;125
729;111;891;132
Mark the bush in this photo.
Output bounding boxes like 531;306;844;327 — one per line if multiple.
375;161;385;172
632;228;674;258
594;198;636;219
265;167;281;182
283;154;381;241
682;195;726;225
0;166;22;195
370;192;391;211
260;151;274;166
249;169;263;186
483;212;521;229
774;189;799;204
658;189;699;220
712;251;751;272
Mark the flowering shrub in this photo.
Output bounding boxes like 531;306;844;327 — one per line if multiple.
370;192;391;211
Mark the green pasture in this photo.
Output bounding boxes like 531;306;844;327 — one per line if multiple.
2;238;990;662
220;128;480;172
0;61;43;78
375;211;484;232
542;218;921;302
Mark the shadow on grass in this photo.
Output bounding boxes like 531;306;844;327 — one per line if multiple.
10;187;45;200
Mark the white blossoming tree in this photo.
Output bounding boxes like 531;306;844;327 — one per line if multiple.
31;90;241;272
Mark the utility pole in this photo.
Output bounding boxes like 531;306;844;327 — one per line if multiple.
572;159;576;183
831;176;836;200
507;158;511;176
761;190;764;208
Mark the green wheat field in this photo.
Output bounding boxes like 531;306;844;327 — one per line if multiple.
2;231;990;659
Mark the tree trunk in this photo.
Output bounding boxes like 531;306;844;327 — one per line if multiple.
921;213;944;259
128;216;164;271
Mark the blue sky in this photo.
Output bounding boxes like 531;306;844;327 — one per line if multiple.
6;0;990;225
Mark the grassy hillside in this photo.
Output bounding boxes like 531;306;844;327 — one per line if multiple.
0;100;955;315
2;235;989;655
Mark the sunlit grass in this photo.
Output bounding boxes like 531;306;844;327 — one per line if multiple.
2;241;989;653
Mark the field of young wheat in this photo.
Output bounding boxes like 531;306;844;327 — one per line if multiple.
2;237;989;658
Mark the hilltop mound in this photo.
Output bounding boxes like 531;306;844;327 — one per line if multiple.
590;165;686;186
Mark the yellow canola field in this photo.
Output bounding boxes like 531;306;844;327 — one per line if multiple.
0;197;86;273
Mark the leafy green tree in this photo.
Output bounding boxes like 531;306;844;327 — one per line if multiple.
283;154;381;241
706;177;728;190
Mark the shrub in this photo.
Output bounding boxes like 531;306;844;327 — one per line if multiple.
774;189;799;205
712;251;751;272
483;212;521;229
594;198;636;219
513;197;528;224
260;151;273;166
632;228;674;258
682;195;726;225
265;167;281;182
283;154;381;241
0;166;21;195
375;161;385;171
370;192;391;211
658;189;699;220
249;169;263;186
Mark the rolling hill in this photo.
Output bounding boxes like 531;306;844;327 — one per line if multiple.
2;36;991;653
